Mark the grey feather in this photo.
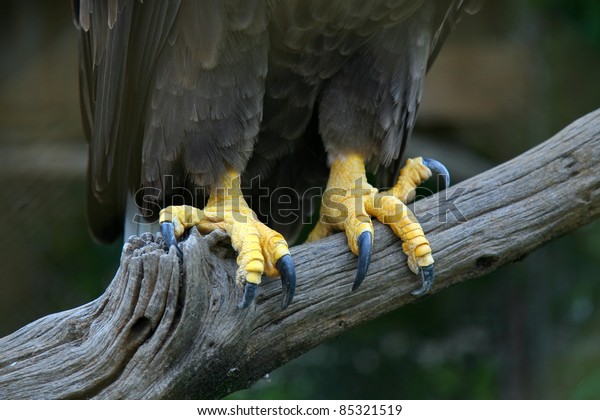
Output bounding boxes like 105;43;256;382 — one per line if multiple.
75;0;478;243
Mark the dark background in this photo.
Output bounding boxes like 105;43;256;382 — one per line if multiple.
1;0;599;399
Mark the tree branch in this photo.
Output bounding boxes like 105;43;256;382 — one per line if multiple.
1;109;600;399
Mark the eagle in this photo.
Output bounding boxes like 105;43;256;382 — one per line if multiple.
73;0;481;309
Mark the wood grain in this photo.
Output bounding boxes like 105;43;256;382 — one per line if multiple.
1;109;599;399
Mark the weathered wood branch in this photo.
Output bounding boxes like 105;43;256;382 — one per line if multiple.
1;109;600;399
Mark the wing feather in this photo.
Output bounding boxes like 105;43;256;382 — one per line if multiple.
76;0;263;242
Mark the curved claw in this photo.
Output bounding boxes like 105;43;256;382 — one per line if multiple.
276;254;296;310
422;158;451;190
352;231;372;291
411;264;434;297
161;222;183;257
238;282;258;309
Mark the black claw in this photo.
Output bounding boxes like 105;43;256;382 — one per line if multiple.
238;283;258;309
422;158;451;190
276;254;296;310
161;222;183;257
353;231;372;291
411;264;434;297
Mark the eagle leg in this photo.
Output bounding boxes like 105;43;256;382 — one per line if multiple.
159;170;296;310
307;154;441;296
307;153;376;289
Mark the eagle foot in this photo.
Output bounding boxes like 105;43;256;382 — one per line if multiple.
159;171;296;310
307;154;448;296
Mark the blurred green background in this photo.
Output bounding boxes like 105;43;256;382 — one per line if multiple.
1;0;599;399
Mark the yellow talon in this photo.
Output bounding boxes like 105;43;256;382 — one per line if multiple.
309;153;436;289
389;157;433;203
159;170;295;308
159;205;204;237
415;244;432;258
308;153;376;256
